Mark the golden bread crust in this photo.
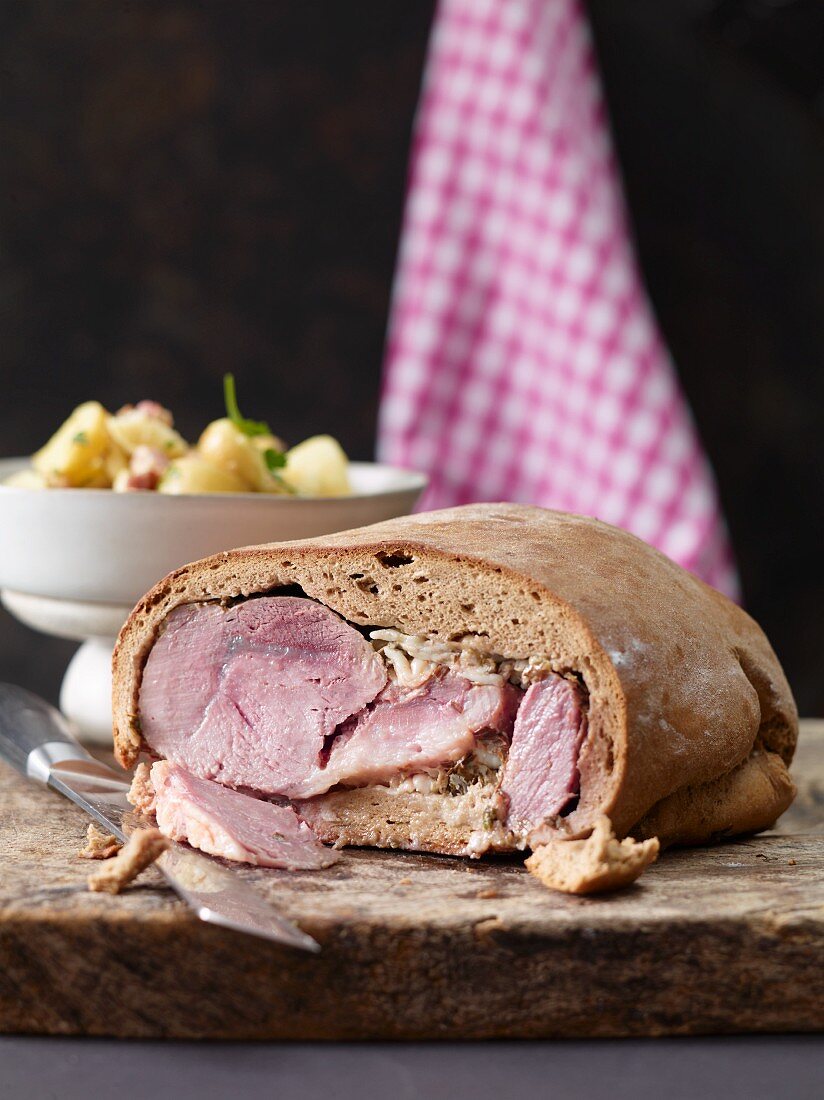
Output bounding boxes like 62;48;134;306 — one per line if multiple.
634;749;796;847
525;816;660;894
111;503;798;845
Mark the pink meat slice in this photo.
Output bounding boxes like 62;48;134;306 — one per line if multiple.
500;675;586;831
150;760;338;869
139;596;387;795
140;594;524;802
289;673;522;798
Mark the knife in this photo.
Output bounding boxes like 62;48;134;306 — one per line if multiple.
0;682;320;953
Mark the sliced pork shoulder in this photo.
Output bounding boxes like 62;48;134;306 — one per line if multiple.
139;596;387;795
149;760;338;869
290;673;522;798
500;676;587;832
139;596;521;800
139;593;591;849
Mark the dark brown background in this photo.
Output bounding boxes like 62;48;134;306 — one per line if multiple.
0;0;822;714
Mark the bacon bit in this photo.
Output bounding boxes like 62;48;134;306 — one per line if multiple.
87;828;169;894
118;445;170;492
78;822;122;860
116;400;174;427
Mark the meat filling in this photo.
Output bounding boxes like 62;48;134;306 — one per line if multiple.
150;761;338;869
140;596;387;795
138;595;589;842
501;676;587;830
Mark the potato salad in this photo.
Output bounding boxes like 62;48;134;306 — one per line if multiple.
5;376;351;497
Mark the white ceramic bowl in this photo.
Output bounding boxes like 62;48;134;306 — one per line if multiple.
0;457;426;605
0;456;427;740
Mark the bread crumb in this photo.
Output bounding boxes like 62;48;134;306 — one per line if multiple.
475;887;499;899
87;828;169;894
398;877;412;886
128;761;157;814
525;815;659;895
788;858;797;866
78;822;122;860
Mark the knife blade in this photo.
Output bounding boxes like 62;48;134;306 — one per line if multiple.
0;682;320;953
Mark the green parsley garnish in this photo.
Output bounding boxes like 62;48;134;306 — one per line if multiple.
72;431;89;445
263;449;295;494
223;373;270;437
263;447;286;473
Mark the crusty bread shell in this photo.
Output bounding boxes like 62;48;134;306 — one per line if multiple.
112;504;798;842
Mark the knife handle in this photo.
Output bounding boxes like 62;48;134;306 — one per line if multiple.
0;682;95;782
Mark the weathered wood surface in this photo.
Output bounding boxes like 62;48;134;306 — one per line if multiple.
1;723;823;1040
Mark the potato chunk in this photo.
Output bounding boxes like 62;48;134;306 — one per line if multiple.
157;454;248;495
32;401;123;488
107;406;187;459
282;435;351;496
3;468;47;488
197;418;289;493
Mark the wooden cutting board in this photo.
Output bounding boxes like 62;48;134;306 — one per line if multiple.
1;723;823;1041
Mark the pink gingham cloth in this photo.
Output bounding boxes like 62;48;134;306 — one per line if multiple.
378;0;739;599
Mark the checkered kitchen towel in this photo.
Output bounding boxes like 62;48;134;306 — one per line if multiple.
378;0;739;598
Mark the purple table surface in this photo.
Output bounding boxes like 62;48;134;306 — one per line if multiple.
1;1036;822;1100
